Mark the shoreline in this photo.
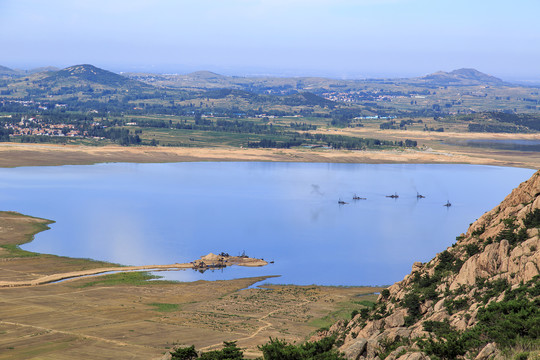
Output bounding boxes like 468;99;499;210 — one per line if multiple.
0;253;268;288
0;211;271;288
0;142;538;169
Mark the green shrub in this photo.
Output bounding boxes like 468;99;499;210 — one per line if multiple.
418;331;467;359
401;293;421;322
259;337;346;360
495;217;528;247
465;243;481;257
423;285;439;301
444;297;469;315
378;336;410;360
359;308;370;320
403;315;416;327
171;345;198;360
423;320;454;338
435;250;464;274
471;225;486;236
171;341;244;360
371;303;388;320
481;278;510;303
474;298;540;348
523;209;540;228
418;264;539;360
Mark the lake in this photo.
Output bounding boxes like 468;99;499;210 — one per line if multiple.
0;162;534;286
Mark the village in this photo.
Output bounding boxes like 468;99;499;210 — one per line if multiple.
4;115;87;137
321;90;409;103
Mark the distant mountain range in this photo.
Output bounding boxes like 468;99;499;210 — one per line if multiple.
0;64;337;109
1;63;539;118
0;64;510;88
177;68;507;86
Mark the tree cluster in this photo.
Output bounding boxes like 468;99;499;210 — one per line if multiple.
170;337;346;360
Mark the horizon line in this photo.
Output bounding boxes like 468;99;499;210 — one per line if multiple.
3;62;540;84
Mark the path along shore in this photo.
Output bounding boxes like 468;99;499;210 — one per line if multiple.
0;253;267;288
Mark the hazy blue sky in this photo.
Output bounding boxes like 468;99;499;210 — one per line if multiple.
1;0;539;80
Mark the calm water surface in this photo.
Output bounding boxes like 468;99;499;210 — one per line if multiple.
0;162;534;286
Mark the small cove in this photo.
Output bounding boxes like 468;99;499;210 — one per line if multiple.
0;162;534;286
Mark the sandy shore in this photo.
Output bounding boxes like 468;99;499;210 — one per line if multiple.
0;142;538;169
340;127;540;141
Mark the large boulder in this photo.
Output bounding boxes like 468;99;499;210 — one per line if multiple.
342;339;368;360
475;343;499;360
396;352;430;360
384;309;406;328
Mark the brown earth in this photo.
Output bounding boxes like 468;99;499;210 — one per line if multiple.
0;141;539;169
0;211;383;359
326;128;540;169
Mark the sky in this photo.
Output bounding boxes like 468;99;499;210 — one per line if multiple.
1;0;539;80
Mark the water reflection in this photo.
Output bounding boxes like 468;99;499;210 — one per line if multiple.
0;162;533;286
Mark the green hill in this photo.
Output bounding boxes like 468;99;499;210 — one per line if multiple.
41;64;144;88
283;92;335;106
419;68;504;86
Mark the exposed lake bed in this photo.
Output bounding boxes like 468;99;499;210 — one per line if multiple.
443;138;540;152
1;162;534;286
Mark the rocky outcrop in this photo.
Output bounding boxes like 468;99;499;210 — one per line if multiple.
322;171;540;359
475;343;500;360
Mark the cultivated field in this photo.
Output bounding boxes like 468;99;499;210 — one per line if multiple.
1;125;539;170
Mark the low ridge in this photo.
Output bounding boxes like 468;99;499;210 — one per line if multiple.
186;70;227;80
419;68;504;86
0;65;19;77
27;66;60;74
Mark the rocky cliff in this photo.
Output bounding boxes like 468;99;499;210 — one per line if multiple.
318;171;540;360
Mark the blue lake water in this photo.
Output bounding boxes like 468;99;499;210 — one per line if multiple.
0;162;534;286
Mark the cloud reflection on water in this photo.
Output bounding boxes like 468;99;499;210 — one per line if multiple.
1;162;533;286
